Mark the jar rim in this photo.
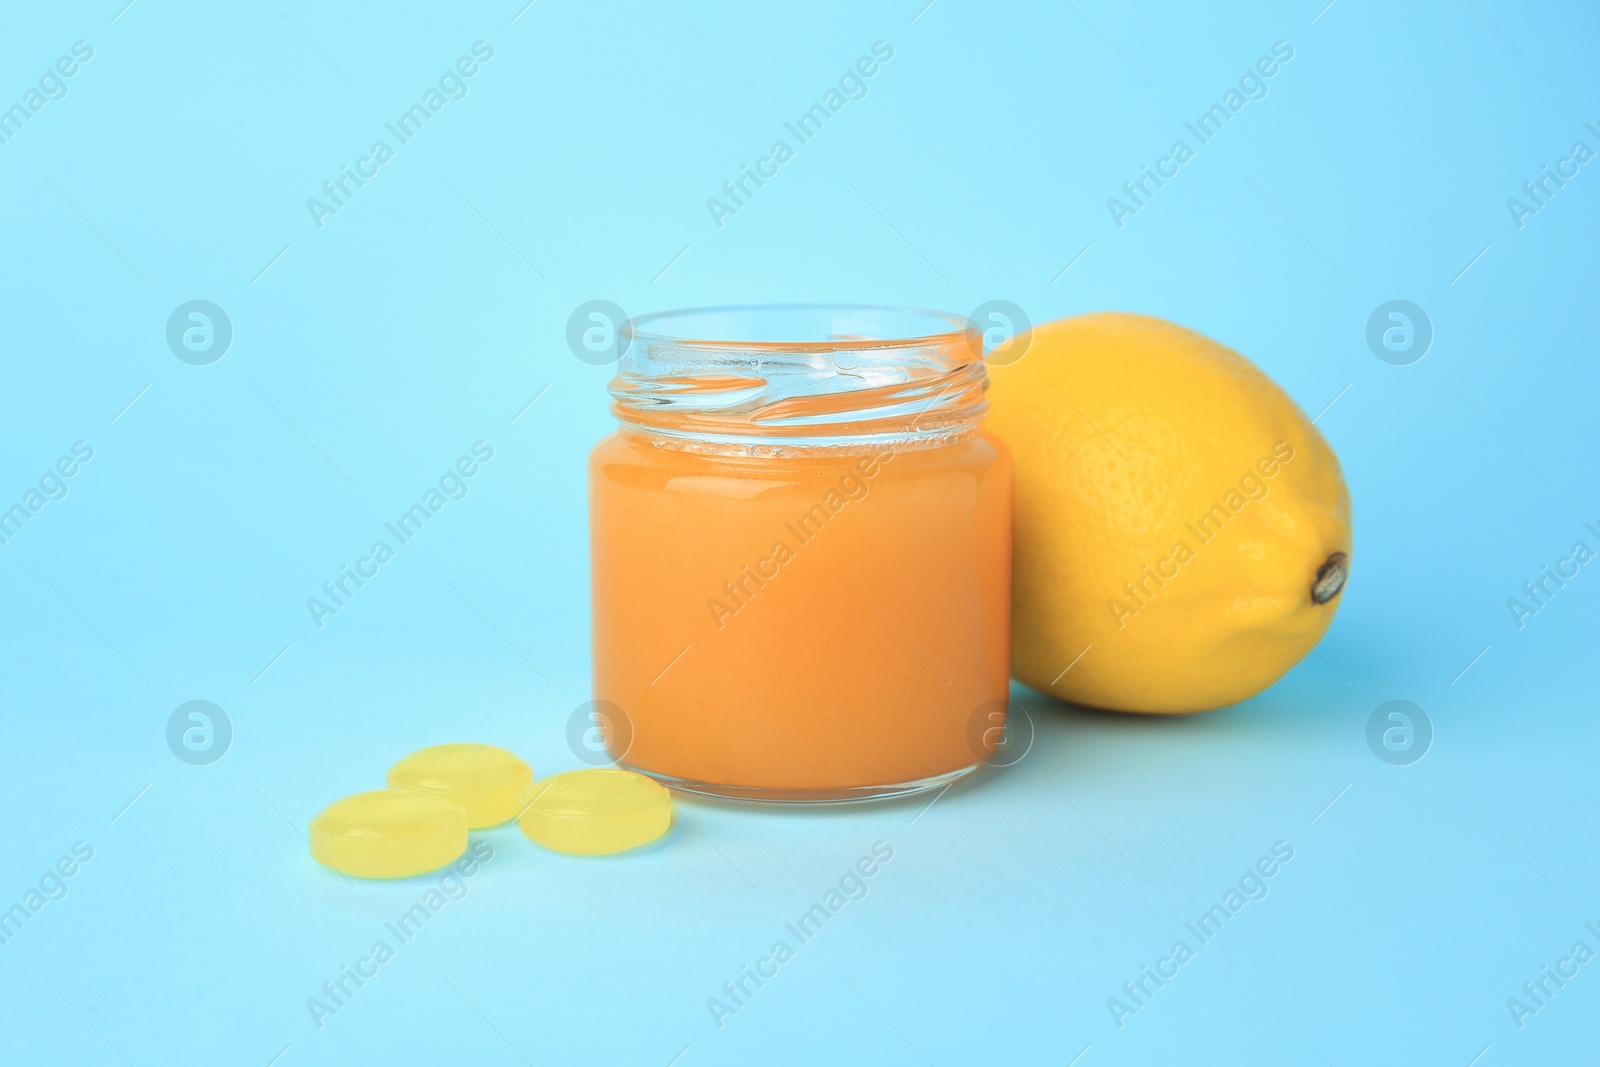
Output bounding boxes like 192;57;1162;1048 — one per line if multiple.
610;304;988;452
623;304;976;353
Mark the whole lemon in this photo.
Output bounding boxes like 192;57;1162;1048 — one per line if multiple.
984;312;1351;713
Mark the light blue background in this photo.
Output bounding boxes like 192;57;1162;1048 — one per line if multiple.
2;1;1596;1064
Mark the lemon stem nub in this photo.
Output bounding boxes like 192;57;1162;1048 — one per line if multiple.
1311;552;1348;605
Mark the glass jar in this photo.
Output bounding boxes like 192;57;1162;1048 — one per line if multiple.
588;305;1011;803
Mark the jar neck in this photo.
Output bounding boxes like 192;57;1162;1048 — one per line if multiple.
608;305;989;454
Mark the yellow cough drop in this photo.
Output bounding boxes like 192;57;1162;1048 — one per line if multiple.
387;743;533;828
309;789;468;879
518;768;673;856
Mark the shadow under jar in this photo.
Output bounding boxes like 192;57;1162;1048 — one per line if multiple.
588;305;1012;803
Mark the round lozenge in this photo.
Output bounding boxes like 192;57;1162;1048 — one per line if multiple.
518;768;672;856
387;743;534;828
310;789;468;878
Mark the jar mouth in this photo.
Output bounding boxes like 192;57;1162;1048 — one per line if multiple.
611;304;987;452
624;304;972;351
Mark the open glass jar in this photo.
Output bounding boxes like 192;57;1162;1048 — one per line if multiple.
588;306;1011;803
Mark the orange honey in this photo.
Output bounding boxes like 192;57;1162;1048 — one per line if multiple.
588;306;1012;802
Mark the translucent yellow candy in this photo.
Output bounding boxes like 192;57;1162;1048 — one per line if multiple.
386;743;533;828
518;768;672;855
309;789;467;879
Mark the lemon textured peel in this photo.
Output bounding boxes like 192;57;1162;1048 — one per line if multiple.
984;311;1351;713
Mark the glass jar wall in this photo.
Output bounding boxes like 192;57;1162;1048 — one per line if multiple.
588;306;1012;802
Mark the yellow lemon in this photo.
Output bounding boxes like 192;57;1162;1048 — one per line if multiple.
984;312;1351;713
